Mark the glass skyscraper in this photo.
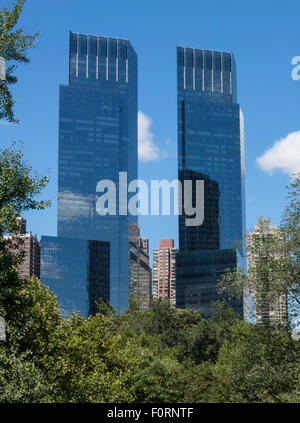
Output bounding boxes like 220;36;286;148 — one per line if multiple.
41;237;110;318
176;47;246;318
41;31;138;315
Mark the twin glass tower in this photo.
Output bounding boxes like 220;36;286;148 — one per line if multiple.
176;47;246;318
41;32;137;316
41;33;246;319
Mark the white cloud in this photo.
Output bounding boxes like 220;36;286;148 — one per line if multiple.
256;130;300;175
138;111;164;162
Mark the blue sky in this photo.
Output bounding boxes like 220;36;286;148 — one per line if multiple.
1;0;300;259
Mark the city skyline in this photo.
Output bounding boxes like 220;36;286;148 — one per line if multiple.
1;0;299;268
0;0;299;406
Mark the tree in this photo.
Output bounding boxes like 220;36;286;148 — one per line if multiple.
280;174;300;318
131;353;186;403
0;146;50;334
0;276;144;403
120;298;202;349
128;331;188;403
0;0;39;122
176;302;241;365
212;321;300;403
38;313;140;403
0;345;50;402
218;176;300;327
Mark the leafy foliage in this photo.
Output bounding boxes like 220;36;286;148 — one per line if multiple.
0;146;50;327
218;175;300;326
0;0;39;122
0;121;299;405
281;174;300;315
0;346;49;402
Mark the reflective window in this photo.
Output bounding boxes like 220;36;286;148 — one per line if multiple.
41;32;138;315
176;47;246;318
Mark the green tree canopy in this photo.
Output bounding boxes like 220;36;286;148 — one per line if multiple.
0;0;39;122
0;146;50;329
218;175;300;326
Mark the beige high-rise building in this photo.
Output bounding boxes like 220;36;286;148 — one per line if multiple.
152;239;177;305
129;224;152;311
247;217;288;325
5;217;41;278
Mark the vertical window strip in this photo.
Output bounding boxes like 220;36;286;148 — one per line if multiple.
126;41;128;83
75;34;79;78
106;39;108;80
230;53;233;95
68;32;71;83
220;52;223;94
96;37;99;79
116;39;118;82
86;37;88;79
202;49;204;91
211;51;214;92
192;49;195;90
183;47;186;90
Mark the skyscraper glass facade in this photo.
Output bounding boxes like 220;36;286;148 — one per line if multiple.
176;47;246;318
176;249;240;319
41;237;109;319
41;32;138;315
128;223;152;311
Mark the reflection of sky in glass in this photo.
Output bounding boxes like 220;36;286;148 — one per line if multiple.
176;47;246;319
177;47;245;254
41;236;90;318
53;32;137;314
41;236;110;318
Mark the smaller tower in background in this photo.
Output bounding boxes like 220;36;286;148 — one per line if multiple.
247;217;288;326
153;239;177;305
5;217;41;278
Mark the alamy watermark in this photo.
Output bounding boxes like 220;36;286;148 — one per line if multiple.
95;172;204;227
291;56;300;80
